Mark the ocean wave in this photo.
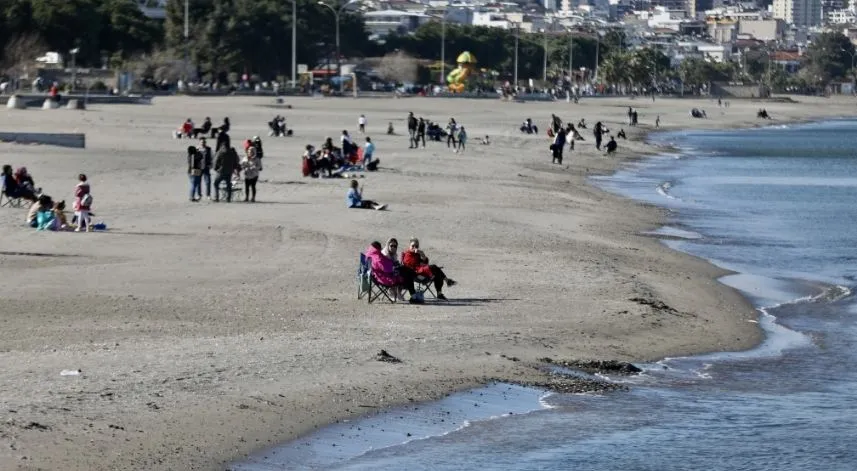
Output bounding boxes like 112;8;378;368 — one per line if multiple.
656;181;677;200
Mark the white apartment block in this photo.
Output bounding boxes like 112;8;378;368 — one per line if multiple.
772;0;822;27
826;8;857;22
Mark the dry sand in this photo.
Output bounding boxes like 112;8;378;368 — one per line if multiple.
0;94;854;470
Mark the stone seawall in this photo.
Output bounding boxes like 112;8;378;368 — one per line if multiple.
0;132;86;149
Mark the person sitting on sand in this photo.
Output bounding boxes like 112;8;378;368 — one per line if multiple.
53;200;69;230
481;135;490;145
347;180;386;210
36;201;57;231
617;129;627;140
401;237;456;300
577;118;587;129
605;136;618;155
27;194;52;227
365;240;420;304
211;117;230;138
387;122;395;135
179;118;193;138
197;117;212;138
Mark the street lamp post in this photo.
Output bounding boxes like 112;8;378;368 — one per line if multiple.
318;0;359;94
513;23;519;89
183;0;189;81
594;30;603;83
568;28;574;85
441;11;447;87
292;0;297;88
70;48;79;92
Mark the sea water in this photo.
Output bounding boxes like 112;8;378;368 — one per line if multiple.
234;120;857;470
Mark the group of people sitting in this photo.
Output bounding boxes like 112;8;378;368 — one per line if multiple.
520;118;539;134
3;168;96;232
302;131;377;178
757;108;771;119
176;117;231;139
365;238;456;304
26;194;70;231
1;165;40;203
268;115;292;137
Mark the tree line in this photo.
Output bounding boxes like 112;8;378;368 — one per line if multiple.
1;0;854;89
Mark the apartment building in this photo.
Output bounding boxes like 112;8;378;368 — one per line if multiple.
772;0;822;27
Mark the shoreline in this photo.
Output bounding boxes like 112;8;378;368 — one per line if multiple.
0;95;854;470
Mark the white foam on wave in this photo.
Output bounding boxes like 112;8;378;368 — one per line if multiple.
645;226;704;240
656;181;677;200
232;383;551;470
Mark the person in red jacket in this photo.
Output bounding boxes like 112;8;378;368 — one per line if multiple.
400;238;456;300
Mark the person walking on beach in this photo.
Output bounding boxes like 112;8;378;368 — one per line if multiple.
551;127;566;164
446;118;458;151
407;112;417;148
655;115;660;128
594;121;606;151
213;146;240;202
187;145;204;202
416;118;426;148
241;146;262;202
73;174;92;232
198;138;213;200
363;137;375;167
358;114;367;134
456;126;468;153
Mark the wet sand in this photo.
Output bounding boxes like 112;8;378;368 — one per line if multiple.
0;94;854;470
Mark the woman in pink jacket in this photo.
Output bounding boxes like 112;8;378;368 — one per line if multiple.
366;240;420;304
73;173;92;232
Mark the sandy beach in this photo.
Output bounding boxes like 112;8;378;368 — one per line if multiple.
0;93;854;470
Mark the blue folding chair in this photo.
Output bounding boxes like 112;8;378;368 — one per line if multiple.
357;253;371;300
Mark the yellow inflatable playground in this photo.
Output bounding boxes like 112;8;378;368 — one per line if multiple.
446;51;476;93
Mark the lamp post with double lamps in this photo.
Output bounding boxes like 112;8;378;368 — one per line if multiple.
317;0;360;94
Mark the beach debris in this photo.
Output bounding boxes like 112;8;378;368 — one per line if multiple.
546;359;642;376
503;376;627;394
60;369;81;376
629;297;678;314
375;350;401;363
22;422;50;431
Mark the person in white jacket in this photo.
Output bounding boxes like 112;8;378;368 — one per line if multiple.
241;147;262;202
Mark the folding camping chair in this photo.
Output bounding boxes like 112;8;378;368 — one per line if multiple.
0;189;24;208
414;274;436;299
357;253;399;304
357;253;371;300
